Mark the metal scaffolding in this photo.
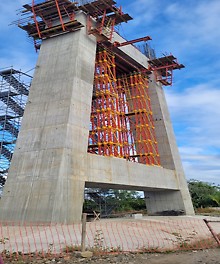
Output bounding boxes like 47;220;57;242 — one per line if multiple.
84;188;119;218
88;49;123;157
88;48;160;166
0;68;31;187
118;73;160;165
148;55;185;86
14;0;132;50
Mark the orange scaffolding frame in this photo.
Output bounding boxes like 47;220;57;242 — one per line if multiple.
85;0;132;41
148;55;185;86
88;48;160;166
117;73;160;165
88;49;123;157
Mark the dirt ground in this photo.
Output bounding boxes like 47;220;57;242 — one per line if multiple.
2;249;220;264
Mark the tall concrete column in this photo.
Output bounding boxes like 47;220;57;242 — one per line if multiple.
145;77;194;215
0;14;97;223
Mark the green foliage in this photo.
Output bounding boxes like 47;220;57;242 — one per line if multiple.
209;192;220;206
84;189;146;215
111;190;146;212
188;180;220;208
83;199;99;212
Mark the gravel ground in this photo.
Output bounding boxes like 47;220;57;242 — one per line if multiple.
2;249;220;264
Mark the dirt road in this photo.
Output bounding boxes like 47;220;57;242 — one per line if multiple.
2;249;220;264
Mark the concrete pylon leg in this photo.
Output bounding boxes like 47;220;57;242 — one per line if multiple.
0;13;97;224
144;190;185;215
145;77;194;215
51;178;85;223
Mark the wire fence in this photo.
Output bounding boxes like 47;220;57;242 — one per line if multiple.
0;217;219;261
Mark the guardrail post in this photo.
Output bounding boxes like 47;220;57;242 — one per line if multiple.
0;254;4;264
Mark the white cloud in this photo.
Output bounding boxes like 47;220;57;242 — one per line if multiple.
0;1;37;71
183;162;220;185
165;84;220;184
119;0;220;59
166;85;220;116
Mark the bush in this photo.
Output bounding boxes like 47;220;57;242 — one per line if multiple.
188;180;220;208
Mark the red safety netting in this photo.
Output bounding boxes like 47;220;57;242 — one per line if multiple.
0;217;219;260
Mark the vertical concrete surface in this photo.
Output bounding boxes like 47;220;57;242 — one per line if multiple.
145;77;194;215
0;14;97;223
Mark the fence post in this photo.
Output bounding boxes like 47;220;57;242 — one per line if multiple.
0;254;4;264
81;213;87;252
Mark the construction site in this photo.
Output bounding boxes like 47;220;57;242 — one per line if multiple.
0;0;220;262
0;1;219;261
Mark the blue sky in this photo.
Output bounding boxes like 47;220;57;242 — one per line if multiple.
1;0;220;185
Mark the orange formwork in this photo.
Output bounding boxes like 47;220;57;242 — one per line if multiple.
88;49;123;157
88;48;160;166
117;73;160;165
148;55;185;86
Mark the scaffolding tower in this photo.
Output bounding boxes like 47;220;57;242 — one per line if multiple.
84;188;119;217
88;47;160;166
88;49;123;158
0;68;31;188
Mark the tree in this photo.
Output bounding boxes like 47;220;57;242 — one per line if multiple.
84;188;146;216
209;192;220;206
188;180;220;208
112;190;146;212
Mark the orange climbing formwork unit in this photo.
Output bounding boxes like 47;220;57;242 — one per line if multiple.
117;73;160;165
15;0;83;50
148;55;185;86
14;0;132;50
83;0;132;41
88;48;160;166
88;49;123;158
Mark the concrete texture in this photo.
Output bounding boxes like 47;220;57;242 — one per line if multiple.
0;12;194;223
0;13;96;223
146;77;195;215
